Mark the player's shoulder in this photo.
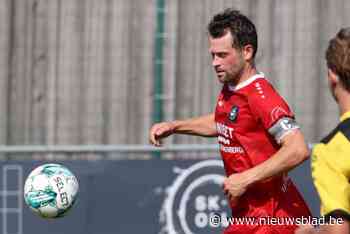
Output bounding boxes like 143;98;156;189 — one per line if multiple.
314;118;350;174
233;73;269;92
321;118;350;144
240;74;280;102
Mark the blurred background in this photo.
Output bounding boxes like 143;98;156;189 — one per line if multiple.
0;0;349;233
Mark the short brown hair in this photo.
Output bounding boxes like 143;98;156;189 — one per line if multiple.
326;28;350;91
208;8;258;58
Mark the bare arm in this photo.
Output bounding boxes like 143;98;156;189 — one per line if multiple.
321;221;350;234
149;113;217;146
295;221;349;234
242;129;309;184
223;129;309;200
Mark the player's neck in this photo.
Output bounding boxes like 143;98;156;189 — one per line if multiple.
236;65;257;85
337;92;350;117
336;86;350;116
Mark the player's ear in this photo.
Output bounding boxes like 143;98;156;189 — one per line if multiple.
242;44;254;61
328;68;339;84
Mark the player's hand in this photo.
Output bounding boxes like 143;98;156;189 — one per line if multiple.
223;172;249;202
149;122;176;146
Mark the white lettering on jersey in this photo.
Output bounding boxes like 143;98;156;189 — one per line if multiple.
218;136;230;145
216;123;234;139
220;145;244;154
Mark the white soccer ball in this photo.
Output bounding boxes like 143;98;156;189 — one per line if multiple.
24;163;79;218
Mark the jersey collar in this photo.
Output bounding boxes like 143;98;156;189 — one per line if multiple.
340;111;350;122
228;72;265;91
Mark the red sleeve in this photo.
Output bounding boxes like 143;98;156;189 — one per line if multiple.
248;79;294;130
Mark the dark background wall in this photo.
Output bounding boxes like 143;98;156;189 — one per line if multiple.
0;158;318;234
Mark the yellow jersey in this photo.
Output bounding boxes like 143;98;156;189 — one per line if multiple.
312;111;350;220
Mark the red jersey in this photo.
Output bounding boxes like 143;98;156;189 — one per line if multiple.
215;73;311;234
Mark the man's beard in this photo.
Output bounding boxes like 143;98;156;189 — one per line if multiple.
220;63;245;85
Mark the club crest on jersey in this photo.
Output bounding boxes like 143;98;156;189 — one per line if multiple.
229;106;239;122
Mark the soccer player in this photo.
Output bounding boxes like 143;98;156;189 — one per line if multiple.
149;9;311;233
295;28;350;234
